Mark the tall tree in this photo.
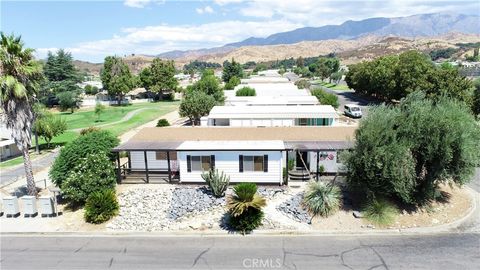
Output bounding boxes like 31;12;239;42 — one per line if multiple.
222;58;243;83
179;90;216;126
41;49;83;106
0;33;43;196
141;58;178;98
100;56;134;105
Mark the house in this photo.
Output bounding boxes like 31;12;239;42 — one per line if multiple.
112;126;356;185
201;105;338;127
226;83;310;98
225;95;319;106
0;124;21;161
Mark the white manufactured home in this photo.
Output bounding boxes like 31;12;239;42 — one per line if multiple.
112;126;356;185
202;105;338;127
225;95;319;106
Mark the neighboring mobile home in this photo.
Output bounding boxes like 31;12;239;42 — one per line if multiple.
112;126;356;185
202;105;338;127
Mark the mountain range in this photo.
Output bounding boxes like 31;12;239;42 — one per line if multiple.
157;13;480;60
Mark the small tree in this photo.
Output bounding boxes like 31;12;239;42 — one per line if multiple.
222;58;243;83
34;114;67;148
343;92;480;205
94;102;106;122
57;90;82;113
224;76;240;90
179;91;216;126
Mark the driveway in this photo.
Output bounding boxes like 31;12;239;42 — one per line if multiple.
1;234;478;269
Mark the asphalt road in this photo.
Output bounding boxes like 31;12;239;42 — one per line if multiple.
1;234;479;269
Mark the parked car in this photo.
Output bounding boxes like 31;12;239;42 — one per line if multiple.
344;104;362;118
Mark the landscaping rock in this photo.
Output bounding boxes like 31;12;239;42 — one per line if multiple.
276;193;311;224
352;211;364;218
166;187;225;220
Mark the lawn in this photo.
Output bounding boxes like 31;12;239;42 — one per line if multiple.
312;80;351;90
1;101;179;168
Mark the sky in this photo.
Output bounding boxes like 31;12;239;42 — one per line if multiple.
1;0;479;62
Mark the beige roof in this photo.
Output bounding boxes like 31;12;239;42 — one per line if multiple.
128;126;356;142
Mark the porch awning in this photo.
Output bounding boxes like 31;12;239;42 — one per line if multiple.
284;141;354;151
112;141;182;152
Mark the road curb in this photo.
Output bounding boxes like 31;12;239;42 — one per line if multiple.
1;188;477;238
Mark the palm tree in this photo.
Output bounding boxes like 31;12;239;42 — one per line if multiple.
227;183;266;217
0;33;43;196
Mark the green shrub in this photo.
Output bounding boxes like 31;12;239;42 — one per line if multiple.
311;89;339;108
79;126;101;135
156;118;170;127
303;181;341;217
61;152;117;205
363;198;398;226
294;79;311;89
84;189;119;224
202;169;230;197
228;207;264;235
50;130;119;187
235;87;256;97
224;76;240;90
227;183;266;234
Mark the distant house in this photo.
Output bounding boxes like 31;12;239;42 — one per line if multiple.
112;126;355;185
201;105;337;127
0;124;21;161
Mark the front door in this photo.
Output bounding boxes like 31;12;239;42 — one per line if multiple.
296;151;309;169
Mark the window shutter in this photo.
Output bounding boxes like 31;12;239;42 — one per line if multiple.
263;155;268;172
187;155;191;172
239;155;243;172
210;155;215;169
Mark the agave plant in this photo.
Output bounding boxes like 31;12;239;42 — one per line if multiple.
227;183;266;217
303;181;341;218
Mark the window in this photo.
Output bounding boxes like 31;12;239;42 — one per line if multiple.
298;118;308;126
155;151;177;160
239;155;268;172
187;155;214;172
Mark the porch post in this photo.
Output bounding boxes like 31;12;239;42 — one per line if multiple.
316;150;320;181
144;151;149;183
285;150;289;185
116;152;121;183
127;151;131;172
167;151;172;183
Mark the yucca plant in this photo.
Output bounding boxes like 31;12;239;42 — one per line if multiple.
303;181;341;218
363;198;398;227
227;183;266;217
202;169;230;197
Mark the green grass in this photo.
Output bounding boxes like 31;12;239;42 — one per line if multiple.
1;101;179;168
363;198;399;227
313;81;351;90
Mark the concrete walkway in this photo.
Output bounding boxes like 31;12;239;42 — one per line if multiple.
0;149;59;187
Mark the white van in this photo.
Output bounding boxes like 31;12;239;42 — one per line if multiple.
344;104;362;118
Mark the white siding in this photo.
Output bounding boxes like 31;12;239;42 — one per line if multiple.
130;151;179;171
178;151;283;184
309;151;341;173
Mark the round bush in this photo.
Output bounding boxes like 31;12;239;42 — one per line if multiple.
303;181;341;217
84;189;119;224
235;87;256;96
61;152;117;205
227;208;264;234
50;130;119;187
156;119;170;127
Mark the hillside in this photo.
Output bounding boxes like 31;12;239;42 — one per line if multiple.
75;33;480;76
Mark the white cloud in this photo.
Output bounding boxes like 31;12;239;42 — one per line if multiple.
226;0;479;26
35;20;302;62
196;6;214;14
214;0;245;6
124;0;164;8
